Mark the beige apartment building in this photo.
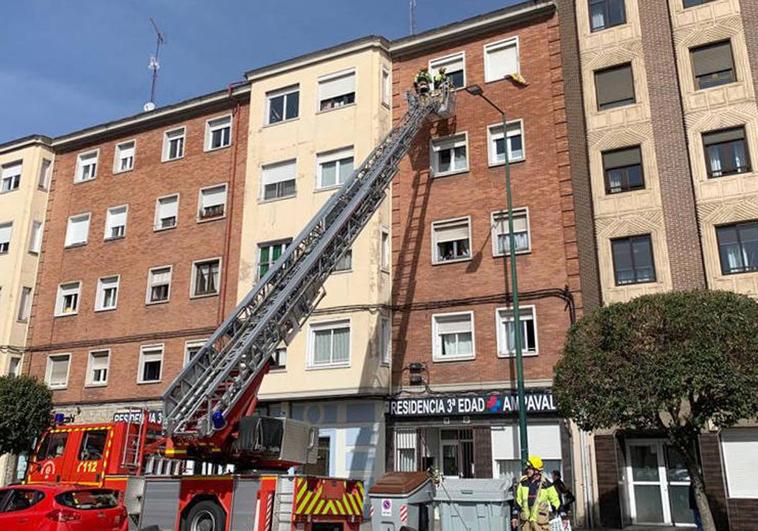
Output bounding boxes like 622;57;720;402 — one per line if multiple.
239;37;393;483
0;134;53;484
560;0;758;528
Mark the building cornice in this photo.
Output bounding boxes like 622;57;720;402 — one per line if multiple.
0;134;52;155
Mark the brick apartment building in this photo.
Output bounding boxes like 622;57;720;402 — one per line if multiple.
385;0;589;519
24;87;250;434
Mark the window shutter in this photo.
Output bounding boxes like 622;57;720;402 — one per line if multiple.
721;428;758;498
91;352;108;371
319;72;356;101
692;41;733;77
261;160;296;186
67;216;89;245
202;186;227;208
152;269;171;285
596;64;634;107
435;221;469;243
50;357;68;384
494;212;528;234
0;224;11;243
159;197;178;218
703;127;745;146
436;315;471;335
486;42;518;80
119;143;135;159
431;54;463;74
108;207;127;227
603;147;642;169
2;162;21;179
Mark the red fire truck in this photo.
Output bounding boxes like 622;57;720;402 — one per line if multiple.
23;85;453;531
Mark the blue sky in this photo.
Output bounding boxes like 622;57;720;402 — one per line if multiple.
0;0;520;141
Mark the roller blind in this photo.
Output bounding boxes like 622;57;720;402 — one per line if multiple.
494;211;528;234
319;71;355;101
49;356;69;385
158;196;178;218
603;146;642;169
434;220;469;243
151;268;171;285
721;428;758;498
486;40;518;81
431;54;463;73
2;162;21;179
261;160;296;185
491;423;561;460
107;207;127;227
692;41;733;76
596;64;634;107
0;223;11;243
435;314;472;335
90;352;109;370
65;215;89;245
704;127;745;146
201;186;227;207
433;134;466;152
119;142;135;158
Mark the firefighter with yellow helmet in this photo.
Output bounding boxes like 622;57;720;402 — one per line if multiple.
513;455;562;531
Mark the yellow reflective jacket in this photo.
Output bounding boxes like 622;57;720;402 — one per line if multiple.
515;475;561;523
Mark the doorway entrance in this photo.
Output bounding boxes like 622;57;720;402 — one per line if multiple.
440;428;474;478
625;440;695;527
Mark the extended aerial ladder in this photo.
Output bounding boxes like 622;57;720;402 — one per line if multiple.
161;84;454;459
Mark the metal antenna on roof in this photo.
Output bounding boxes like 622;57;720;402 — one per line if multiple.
409;0;417;35
145;17;166;112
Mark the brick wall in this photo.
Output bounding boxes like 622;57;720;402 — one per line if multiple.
25;96;248;405
698;433;730;531
594;434;622;528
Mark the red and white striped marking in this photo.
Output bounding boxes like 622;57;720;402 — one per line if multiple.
266;492;274;531
400;504;408;524
369;505;375;518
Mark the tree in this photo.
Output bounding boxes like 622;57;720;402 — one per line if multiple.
0;375;52;456
554;290;758;531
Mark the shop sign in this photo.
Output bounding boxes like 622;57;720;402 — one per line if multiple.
112;409;163;424
388;390;556;417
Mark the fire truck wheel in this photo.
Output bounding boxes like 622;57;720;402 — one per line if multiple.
184;499;227;531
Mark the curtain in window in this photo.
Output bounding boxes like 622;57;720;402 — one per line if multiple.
314;330;332;364
590;3;605;30
732;141;746;171
707;145;722;175
741;224;758;270
333;327;349;363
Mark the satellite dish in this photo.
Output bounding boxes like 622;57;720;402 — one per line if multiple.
144;101;156;112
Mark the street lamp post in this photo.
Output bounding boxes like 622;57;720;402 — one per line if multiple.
465;84;529;467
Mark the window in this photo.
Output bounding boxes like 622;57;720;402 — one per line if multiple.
155;195;179;230
114;140;135;172
17;287;32;322
488;121;524;165
684;0;715;6
198;184;227;220
382;68;391;106
309;320;350;367
65;213;90;247
433;312;475;360
317;148;354;189
318;70;356;111
258;240;290;279
431;134;468;176
334;249;352;272
492;209;530;256
0;223;11;254
721;428;758;498
691;41;736;90
261;159;297;200
271;347;287;370
138;345;163;383
380;317;391;364
104;206;127;239
703;127;751;178
8;357;21;377
147;266;172;303
716;221;758;275
38;159;52;190
77;430;108;461
75;151;98;182
611;235;656;285
603;146;644;193
266;85;299;124
55;282;81;316
46;354;70;388
87;350;109;386
381;228;390;270
163;127;185;161
432;217;471;263
595;63;635;110
1;162;21;192
95;276;119;311
184;341;205;366
496;306;538;356
192;259;220;297
28;221;43;253
589;0;626;32
484;38;519;82
430;52;465;89
205;115;232;151
302;436;331;476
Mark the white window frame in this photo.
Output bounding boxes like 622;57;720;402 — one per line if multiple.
104;205;128;240
55;281;81;317
64;213;91;247
190;257;222;298
86;349;110;387
75;150;99;183
381;67;391;107
0;222;11;254
380;226;390;272
95;275;120;312
721;428;758;498
271;346;288;371
380;316;391;365
197;184;228;221
146;265;172;305
45;353;71;389
265;85;300;125
154;194;180;231
491;208;531;257
8;356;21;377
307;318;352;369
28;220;43;254
431;216;472;265
113;139;136;173
1;161;22;193
316;147;354;190
495;305;539;358
429;51;466;89
204;114;232;152
483;37;520;83
138;344;164;384
487;119;526;166
317;68;357;112
184;339;207;367
38;159;52;190
257;239;291;280
260;159;297;201
430;133;469;177
162;127;186;162
17;286;32;322
432;311;476;362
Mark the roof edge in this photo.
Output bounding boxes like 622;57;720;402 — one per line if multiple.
0;134;53;155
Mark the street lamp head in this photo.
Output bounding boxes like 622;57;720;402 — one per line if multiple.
464;84;484;96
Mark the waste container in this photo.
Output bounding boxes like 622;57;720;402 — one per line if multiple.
433;478;511;531
368;472;434;531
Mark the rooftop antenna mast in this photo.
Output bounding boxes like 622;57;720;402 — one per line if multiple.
409;0;417;35
145;17;166;112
